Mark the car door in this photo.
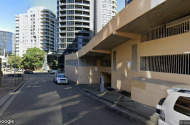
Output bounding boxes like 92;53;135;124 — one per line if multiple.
162;92;190;125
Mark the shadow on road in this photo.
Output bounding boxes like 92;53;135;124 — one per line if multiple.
0;73;144;125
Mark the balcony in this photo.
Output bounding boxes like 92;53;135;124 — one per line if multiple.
41;37;49;40
41;23;49;26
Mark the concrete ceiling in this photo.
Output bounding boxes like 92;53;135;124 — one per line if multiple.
80;51;110;59
119;0;190;34
93;35;129;50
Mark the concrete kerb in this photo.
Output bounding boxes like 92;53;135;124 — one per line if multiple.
84;89;157;125
68;81;157;125
0;76;29;109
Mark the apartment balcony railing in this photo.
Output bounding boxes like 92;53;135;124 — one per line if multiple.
59;30;66;32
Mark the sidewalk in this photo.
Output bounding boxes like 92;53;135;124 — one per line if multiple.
69;81;158;125
0;74;26;100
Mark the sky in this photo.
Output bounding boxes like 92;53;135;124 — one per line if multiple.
0;0;125;33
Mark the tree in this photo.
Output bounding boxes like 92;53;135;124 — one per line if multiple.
8;54;23;68
52;60;58;70
22;48;46;70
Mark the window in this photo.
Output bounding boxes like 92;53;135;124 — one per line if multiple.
67;10;74;14
68;0;74;3
67;16;74;20
174;96;190;117
101;60;111;67
140;54;190;75
67;5;74;9
132;44;138;71
67;21;74;26
113;51;116;71
79;59;97;66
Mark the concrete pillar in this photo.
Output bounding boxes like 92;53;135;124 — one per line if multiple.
43;54;48;72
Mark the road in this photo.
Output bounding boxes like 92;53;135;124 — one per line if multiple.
0;73;144;125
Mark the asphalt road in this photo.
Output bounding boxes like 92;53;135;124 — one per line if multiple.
0;73;144;125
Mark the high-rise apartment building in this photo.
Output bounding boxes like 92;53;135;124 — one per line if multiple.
57;0;95;54
95;0;117;34
12;33;16;54
15;7;57;57
0;28;13;56
57;0;117;54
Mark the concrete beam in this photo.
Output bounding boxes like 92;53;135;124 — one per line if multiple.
91;50;111;54
113;31;141;40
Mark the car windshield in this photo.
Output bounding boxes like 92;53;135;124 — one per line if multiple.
57;75;64;78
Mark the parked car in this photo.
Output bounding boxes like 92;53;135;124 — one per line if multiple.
12;68;18;71
53;73;68;84
19;69;24;72
6;68;11;72
24;71;33;74
51;70;58;74
156;86;190;125
24;69;33;74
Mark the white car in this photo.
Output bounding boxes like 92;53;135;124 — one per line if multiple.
53;73;68;84
51;70;58;74
156;86;190;125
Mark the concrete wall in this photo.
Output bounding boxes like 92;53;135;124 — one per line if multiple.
131;77;189;107
65;56;111;84
131;79;169;107
112;39;140;92
66;32;190;90
78;66;99;84
65;54;79;83
65;65;78;83
139;32;190;84
111;32;190;93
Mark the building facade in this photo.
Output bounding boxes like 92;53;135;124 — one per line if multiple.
95;0;117;34
0;29;13;56
15;7;57;57
65;0;190;107
57;0;117;54
57;0;95;54
12;33;16;54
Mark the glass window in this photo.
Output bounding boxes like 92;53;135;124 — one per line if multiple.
174;96;190;117
58;75;64;78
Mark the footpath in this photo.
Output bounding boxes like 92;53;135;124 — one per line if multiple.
0;74;28;107
69;81;158;125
